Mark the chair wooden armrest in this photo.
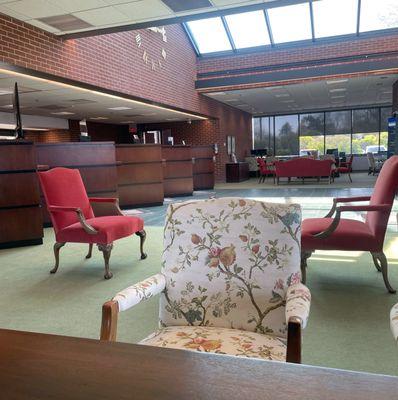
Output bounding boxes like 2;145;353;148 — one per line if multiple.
100;274;166;341
324;196;372;217
48;205;98;235
316;204;390;239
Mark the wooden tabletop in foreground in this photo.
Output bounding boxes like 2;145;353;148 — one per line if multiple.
0;329;397;400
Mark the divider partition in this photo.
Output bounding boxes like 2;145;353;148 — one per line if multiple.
0;140;43;249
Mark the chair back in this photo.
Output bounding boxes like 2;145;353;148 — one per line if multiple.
159;197;302;337
366;156;398;243
347;154;354;166
38;167;94;233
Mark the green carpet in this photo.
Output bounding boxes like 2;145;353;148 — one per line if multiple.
1;225;398;376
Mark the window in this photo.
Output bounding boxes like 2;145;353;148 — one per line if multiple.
253;117;271;150
352;108;379;154
275;115;299;155
360;0;398;32
380;107;392;151
225;11;270;49
267;3;312;44
325;110;351;134
299;113;325;155
313;0;358;38
186;18;232;54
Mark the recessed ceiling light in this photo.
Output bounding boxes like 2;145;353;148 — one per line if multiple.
51;111;75;115
0;104;13;108
275;94;290;98
224;99;240;102
326;79;348;85
165;118;180;121
265;86;283;90
281;100;295;103
235;104;248;107
329;88;347;93
108;106;132;111
90;117;109;120
141;112;157;116
330;95;345;99
208;92;226;96
0;90;12;95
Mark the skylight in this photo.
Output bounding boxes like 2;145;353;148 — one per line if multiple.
267;3;312;44
225;10;270;49
186;17;232;53
359;0;398;32
313;0;358;38
184;0;398;55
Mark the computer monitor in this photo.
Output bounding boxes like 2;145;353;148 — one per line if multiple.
251;148;267;157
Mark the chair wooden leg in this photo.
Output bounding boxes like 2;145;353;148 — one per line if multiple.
286;318;301;364
300;251;312;284
85;243;93;259
348;171;352;183
371;252;396;293
98;243;113;280
51;242;65;274
371;253;382;272
136;229;147;259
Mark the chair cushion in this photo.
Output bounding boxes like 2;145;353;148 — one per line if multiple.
56;215;144;244
301;217;378;251
140;326;286;362
337;167;350;173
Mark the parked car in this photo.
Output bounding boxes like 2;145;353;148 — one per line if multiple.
365;145;387;154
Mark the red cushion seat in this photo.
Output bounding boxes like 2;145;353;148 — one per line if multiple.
57;215;144;244
302;217;378;252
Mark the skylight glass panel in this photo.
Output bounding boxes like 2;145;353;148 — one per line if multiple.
225;10;270;49
360;0;398;32
267;3;312;44
313;0;358;38
187;17;232;54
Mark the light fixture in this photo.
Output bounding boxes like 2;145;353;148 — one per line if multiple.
326;79;348;85
0;89;13;95
265;86;284;90
108;106;132;111
51;111;75;115
0;68;207;121
90;116;109;120
0;104;13;108
274;94;290;98
329;88;347;93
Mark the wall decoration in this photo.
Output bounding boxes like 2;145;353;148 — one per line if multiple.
227;135;236;155
135;26;167;71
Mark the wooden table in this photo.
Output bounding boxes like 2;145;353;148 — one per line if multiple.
1;329;397;400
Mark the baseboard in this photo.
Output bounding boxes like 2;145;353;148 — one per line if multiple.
0;238;43;249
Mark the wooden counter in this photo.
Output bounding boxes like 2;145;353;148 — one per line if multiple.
116;144;163;208
36;142;118;224
0;140;43;249
162;145;193;197
192;145;215;190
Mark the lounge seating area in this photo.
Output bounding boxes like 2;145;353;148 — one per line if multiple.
2;0;398;398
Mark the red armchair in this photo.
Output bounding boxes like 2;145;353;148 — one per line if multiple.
257;157;275;183
301;156;398;293
337;154;354;182
38;167;147;280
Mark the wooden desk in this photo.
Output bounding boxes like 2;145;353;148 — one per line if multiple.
192;145;215;190
1;329;397;400
0;141;43;249
226;162;249;182
116;144;163;208
162;145;193;197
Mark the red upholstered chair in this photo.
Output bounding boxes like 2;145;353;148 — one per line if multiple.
38;167;147;280
257;157;275;183
337;154;354;182
301;155;398;293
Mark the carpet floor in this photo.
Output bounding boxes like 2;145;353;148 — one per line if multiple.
1;193;398;376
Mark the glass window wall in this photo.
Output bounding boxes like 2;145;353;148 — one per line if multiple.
274;115;299;155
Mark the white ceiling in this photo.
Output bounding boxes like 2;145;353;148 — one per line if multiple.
0;68;205;126
204;74;397;115
0;0;277;36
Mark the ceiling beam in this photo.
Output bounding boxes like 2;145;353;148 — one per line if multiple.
60;0;311;39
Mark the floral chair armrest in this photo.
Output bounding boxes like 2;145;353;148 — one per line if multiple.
285;283;311;329
390;303;398;342
113;273;166;311
100;274;166;341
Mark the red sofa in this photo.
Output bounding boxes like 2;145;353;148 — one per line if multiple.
274;158;334;184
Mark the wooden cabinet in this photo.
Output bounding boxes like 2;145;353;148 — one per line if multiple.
36;142;118;224
0;140;43;249
162;145;193;197
116;144;163;208
226;162;249;183
192;145;215;190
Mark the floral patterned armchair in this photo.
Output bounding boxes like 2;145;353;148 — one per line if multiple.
101;198;311;363
391;303;398;342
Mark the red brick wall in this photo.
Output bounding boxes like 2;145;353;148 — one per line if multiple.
197;33;398;76
24;129;79;143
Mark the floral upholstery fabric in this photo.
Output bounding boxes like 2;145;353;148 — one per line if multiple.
113;274;166;312
285;283;311;328
159;198;304;338
390;303;398;341
140;326;286;361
